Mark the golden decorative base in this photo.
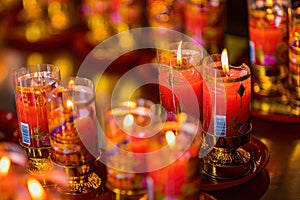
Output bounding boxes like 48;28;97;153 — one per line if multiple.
19;142;53;186
201;124;253;179
106;183;147;200
52;162;103;196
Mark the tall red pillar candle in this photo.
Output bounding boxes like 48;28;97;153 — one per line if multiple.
158;41;203;121
248;0;289;66
202;50;251;137
13;64;60;149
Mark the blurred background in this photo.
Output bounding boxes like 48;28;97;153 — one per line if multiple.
0;0;249;113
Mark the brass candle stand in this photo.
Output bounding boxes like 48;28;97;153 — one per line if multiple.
201;124;252;179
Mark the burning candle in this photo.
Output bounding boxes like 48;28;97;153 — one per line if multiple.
248;0;289;66
158;41;203;121
47;77;99;166
13;64;60;149
184;0;226;54
202;49;251;137
0;156;10;176
147;112;202;199
104;98;154;194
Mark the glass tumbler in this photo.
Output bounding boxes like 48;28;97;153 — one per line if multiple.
13;64;60;176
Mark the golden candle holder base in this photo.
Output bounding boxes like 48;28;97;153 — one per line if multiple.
19;141;53;186
106;183;147;200
201;124;253;179
52;162;103;196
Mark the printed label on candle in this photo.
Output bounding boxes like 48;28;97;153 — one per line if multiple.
249;41;255;63
214;115;226;136
20;122;30;145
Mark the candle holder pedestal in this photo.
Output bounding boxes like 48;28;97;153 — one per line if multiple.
106;183;147;200
19;141;53;187
52;161;103;197
201;125;252;179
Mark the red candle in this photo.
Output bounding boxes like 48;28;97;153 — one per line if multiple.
147;114;202;199
248;3;288;66
184;0;226;53
158;41;203;121
202;50;251;137
13;64;60;149
104;99;153;192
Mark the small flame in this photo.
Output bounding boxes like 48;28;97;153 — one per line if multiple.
165;130;176;147
68;79;75;87
123;114;134;128
176;41;183;66
66;100;73;109
27;178;46;200
221;48;229;75
0;156;10;175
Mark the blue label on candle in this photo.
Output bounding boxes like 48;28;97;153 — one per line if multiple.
249;41;255;63
20;122;30;145
214;115;226;136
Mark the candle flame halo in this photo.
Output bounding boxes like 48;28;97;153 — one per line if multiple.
27;178;46;200
176;41;183;66
123;114;134;128
0;156;10;175
221;48;229;76
165;130;176;147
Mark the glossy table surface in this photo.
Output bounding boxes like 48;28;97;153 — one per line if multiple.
0;30;300;200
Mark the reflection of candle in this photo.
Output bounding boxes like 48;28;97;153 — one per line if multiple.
248;4;288;66
203;50;251;136
158;41;203;120
27;178;46;200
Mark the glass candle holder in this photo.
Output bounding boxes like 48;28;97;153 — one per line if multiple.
288;2;300;115
146;112;202;200
13;64;60;176
157;41;204;121
104;98;155;198
201;53;251;137
47;76;102;195
247;0;290;99
184;0;226;54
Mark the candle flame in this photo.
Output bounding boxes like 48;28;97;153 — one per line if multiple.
0;156;10;175
221;48;229;75
123;114;134;128
66;100;73;109
176;41;183;66
68;79;75;87
165;130;176;147
27;178;46;200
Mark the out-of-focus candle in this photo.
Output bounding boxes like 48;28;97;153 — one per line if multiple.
0;156;10;176
184;0;226;54
248;0;289;66
202;50;251;137
158;41;203;121
147;112;202;199
104;99;154;194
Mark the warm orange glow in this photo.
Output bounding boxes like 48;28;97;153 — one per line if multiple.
0;156;10;175
27;178;46;200
123;114;134;128
221;48;229;75
68;79;75;87
176;41;183;66
165;130;176;147
66;100;73;109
